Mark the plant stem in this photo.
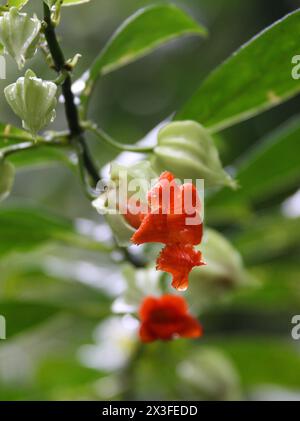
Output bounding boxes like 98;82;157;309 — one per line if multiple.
122;247;147;268
83;121;154;153
0;138;66;159
0;132;68;144
0;133;43;143
43;3;99;186
121;342;144;400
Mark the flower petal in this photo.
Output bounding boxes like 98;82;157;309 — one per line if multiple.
157;244;205;291
179;315;203;338
139;295;203;343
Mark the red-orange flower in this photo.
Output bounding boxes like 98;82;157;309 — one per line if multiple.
131;171;202;245
125;171;204;291
139;295;203;343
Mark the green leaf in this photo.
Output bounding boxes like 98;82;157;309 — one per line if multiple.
212;338;300;390
231;215;300;264
0;264;110;318
233;117;300;202
79;4;207;114
0;206;112;259
0;207;74;258
36;357;100;393
207;117;300;223
0;313;99;390
7;0;29;8
0;301;57;337
62;0;91;6
177;9;300;132
0;160;15;202
44;0;91;7
230;262;300;311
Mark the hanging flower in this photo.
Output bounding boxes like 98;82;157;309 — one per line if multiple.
126;171;205;291
139;295;203;343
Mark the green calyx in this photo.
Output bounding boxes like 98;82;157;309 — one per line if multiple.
152;120;236;189
92;161;157;246
4;69;57;137
0;7;41;69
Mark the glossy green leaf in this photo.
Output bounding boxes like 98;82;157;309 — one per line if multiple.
79;4;207;114
7;0;29;8
230;262;300;311
0;206;112;259
177;9;300;132
212;338;300;389
62;0;91;6
0;301;57;337
233;117;300;202
0;207;74;258
44;0;91;7
0;264;110;318
0;313;99;390
231;215;300;264
207;117;300;222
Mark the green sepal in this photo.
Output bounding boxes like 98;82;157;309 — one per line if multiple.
152;121;236;188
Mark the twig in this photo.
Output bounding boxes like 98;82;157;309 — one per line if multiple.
43;3;99;186
83;121;154;153
0;138;67;159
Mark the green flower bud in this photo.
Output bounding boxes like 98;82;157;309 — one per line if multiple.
152;120;236;188
187;228;253;310
104;212;135;247
0;159;15;202
0;7;41;69
92;161;156;246
4;69;57;136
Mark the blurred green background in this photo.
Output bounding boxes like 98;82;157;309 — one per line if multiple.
0;0;300;401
